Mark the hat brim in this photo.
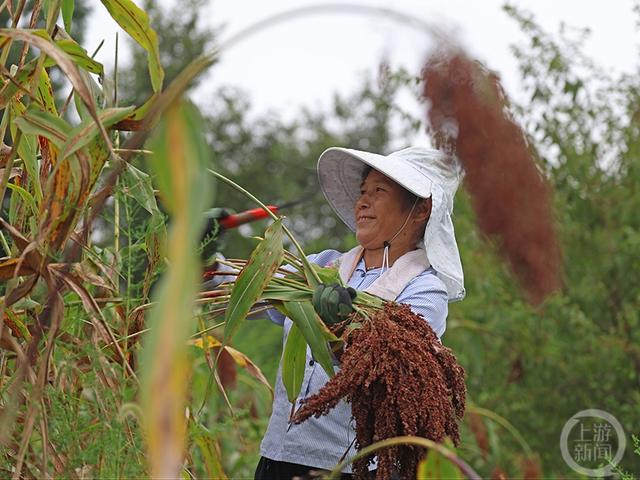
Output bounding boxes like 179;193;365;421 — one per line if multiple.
317;147;433;232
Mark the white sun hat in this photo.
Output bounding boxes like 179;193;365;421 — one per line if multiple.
317;146;466;302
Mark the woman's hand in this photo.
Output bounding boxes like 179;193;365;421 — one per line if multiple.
312;284;357;324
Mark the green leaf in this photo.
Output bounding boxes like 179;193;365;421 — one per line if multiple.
139;100;214;478
0;29;99;122
223;220;284;345
261;288;310;303
60;106;134;159
4;309;31;340
0;61;37;109
281;324;307;403
193;433;228;480
37;67;58;115
123;163;161;215
148;102;212;217
14;105;71;148
100;0;164;92
6;183;38;218
9;100;42;204
61;0;74;33
313;264;343;285
283;300;337;379
49;39;104;75
416;440;463;480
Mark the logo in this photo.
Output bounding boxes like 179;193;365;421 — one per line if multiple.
560;409;626;476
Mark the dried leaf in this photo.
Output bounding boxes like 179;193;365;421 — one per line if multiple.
190;336;272;396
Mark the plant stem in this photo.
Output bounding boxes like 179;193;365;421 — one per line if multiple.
207;169;321;285
467;404;533;455
0;230;11;256
327;435;481;480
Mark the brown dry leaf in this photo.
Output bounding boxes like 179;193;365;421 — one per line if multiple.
190;336;273;397
0;329;20;352
4;271;40;309
51;268;101;316
0;217;42;262
0;258;36;280
0;142;11;166
70;261;117;293
2;310;31;341
216;348;237;389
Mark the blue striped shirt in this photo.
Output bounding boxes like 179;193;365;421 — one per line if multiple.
260;249;448;473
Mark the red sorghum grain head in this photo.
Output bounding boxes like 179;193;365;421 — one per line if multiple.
293;303;466;480
423;47;562;305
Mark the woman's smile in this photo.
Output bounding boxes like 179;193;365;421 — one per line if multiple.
355;214;376;224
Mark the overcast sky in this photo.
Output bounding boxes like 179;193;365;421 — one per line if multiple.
86;0;639;130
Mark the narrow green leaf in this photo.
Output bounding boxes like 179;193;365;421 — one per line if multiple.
281;324;307;403
9;100;42;203
223;220;284;345
193;433;228;480
50;39;104;75
313;264;343;285
140;100;214;478
37;67;58;115
14;105;71;148
85;129;111;188
0;29;99;122
6;183;38;218
61;0;74;33
0;60;37;109
113;92;159;130
100;0;164;92
261;287;310;303
123;163;161;215
283;300;336;379
417;440;463;480
71;67;105;122
60;106;134;159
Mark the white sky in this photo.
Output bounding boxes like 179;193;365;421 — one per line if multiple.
85;0;639;125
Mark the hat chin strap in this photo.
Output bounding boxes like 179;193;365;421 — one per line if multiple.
380;197;419;274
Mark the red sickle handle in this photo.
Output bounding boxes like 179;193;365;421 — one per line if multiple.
218;206;279;229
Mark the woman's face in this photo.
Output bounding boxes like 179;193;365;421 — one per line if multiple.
354;169;419;250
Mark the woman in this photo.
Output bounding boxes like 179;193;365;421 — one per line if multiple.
254;146;466;479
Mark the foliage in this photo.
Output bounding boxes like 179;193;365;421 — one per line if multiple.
119;0;218;106
0;0;219;477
